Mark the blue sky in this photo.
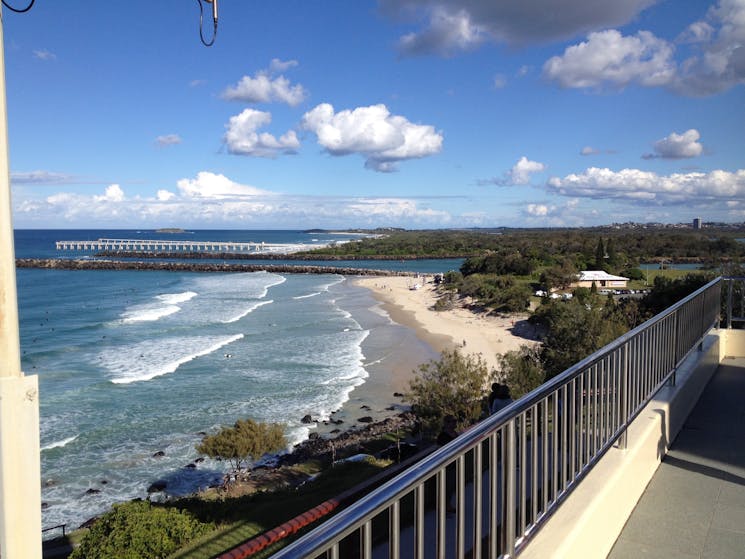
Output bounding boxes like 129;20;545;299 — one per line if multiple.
4;0;744;229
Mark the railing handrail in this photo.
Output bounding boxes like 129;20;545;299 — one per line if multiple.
273;275;731;558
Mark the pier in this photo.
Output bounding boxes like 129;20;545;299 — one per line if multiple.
55;238;307;254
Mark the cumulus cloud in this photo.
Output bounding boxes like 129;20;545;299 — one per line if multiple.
155;134;182;147
643;129;704;159
157;189;175;201
510;156;546;184
673;0;745;96
547;167;745;204
480;156;546;186
542;0;745;96
301;103;443;171
526;203;552;217
543;29;676;89
382;0;656;55
176;171;271;199
222;60;307;106
397;7;488;56
223;109;300;158
94;184;125;203
14;173;454;228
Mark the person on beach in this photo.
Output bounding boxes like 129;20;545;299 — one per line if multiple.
488;383;513;415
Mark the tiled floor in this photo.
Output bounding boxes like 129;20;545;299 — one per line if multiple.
608;357;745;559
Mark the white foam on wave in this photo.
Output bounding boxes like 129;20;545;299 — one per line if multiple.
156;291;197;305
293;292;321;300
121;305;180;323
106;334;244;384
257;275;286;299
221;300;273;323
120;291;198;324
41;435;78;451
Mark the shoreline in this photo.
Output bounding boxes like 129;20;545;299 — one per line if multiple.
353;275;539;373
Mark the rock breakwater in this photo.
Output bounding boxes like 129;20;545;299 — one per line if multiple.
16;258;414;276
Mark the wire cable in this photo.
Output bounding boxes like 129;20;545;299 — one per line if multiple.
196;0;217;47
2;0;35;13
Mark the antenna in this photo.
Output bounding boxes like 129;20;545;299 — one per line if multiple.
197;0;218;47
1;0;36;13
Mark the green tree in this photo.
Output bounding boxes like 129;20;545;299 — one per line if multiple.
196;418;286;471
406;349;493;438
497;345;545;399
70;500;211;559
533;296;629;379
595;237;606;269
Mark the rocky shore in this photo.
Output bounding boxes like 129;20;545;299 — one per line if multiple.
16;258;416;277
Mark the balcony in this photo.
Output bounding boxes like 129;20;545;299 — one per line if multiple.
269;277;744;559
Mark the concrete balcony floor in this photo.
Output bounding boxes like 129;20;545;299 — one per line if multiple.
608;357;745;559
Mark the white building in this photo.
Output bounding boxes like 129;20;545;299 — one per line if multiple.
574;270;629;289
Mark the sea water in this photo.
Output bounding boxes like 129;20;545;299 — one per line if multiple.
14;230;456;532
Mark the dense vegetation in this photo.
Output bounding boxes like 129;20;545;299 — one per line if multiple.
70;501;212;559
304;226;745;265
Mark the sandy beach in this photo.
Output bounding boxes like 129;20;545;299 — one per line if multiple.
355;275;538;371
308;274;539;438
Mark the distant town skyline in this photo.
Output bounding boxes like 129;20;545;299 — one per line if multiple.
4;1;744;229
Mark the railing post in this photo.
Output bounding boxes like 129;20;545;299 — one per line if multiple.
727;279;733;330
618;344;629;450
505;419;516;557
670;311;678;387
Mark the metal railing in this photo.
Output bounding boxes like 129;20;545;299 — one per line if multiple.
273;277;734;559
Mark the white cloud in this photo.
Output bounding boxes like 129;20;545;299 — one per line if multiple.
673;0;745;96
383;0;657;55
269;58;298;73
581;146;600;156
481;156;546;186
643;129;704;159
15;174;453;228
223;109;300;158
547;167;745;204
94;184;125;202
33;49;56;61
176;171;271;199
301;103;443;172
543;29;676;89
510;156;546;184
526;203;552;217
541;0;745;96
156;189;175;201
222;61;306;106
155;134;182;147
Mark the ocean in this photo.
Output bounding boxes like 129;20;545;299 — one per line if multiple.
13;230;460;533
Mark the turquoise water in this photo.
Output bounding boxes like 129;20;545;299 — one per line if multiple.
14;230;452;532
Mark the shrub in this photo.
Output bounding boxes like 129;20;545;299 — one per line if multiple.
196;418;286;471
405;349;493;438
70;500;211;559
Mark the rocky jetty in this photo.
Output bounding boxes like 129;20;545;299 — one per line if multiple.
16;258;415;277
